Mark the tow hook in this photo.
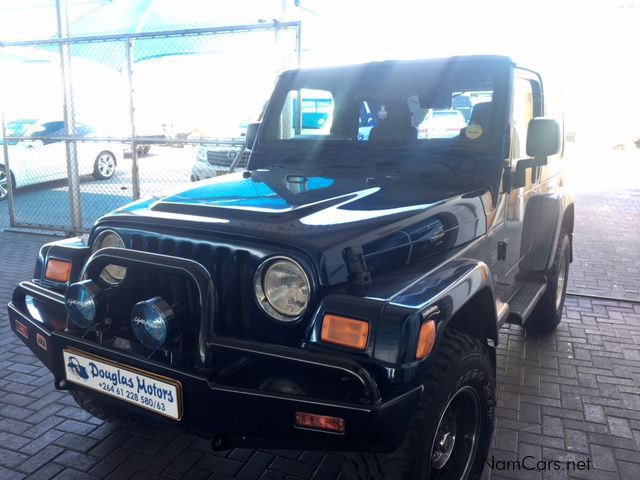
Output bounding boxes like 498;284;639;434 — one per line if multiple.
55;378;69;390
211;434;228;451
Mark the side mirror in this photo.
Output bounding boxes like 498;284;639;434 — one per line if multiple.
245;122;260;150
526;117;561;158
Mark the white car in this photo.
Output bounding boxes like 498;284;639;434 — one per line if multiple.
0;119;120;200
418;109;467;139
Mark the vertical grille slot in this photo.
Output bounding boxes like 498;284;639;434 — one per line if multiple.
127;232;255;337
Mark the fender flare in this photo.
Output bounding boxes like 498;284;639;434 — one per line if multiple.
520;193;572;272
382;259;498;366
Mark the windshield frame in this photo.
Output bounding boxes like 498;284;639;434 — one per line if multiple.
250;56;512;171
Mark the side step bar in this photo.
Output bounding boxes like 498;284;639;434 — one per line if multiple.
504;275;547;325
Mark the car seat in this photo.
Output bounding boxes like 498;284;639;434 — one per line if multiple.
368;100;417;142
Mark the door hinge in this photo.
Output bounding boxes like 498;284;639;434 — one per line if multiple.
498;241;507;261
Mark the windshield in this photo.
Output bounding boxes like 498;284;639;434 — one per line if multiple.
4;119;35;137
252;58;509;172
1;119;36;145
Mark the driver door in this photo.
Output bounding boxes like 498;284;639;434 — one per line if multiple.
499;73;543;291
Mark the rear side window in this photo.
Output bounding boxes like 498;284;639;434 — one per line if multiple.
276;89;334;139
31;121;65;145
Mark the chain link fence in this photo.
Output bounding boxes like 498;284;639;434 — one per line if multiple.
0;21;300;233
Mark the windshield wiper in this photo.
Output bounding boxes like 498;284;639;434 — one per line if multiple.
375;157;457;176
319;164;365;169
266;142;363;168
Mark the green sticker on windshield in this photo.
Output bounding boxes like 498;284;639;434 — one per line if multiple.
466;123;483;140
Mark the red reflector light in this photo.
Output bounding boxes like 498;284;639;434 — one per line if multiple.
295;412;345;433
15;319;29;339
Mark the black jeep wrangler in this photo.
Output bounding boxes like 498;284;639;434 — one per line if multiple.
9;55;573;479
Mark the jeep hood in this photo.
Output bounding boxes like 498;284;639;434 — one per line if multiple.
102;168;489;284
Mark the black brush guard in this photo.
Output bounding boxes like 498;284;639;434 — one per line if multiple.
8;248;421;451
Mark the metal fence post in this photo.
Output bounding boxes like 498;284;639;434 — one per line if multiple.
0;20;301;233
56;0;83;233
126;37;141;200
1;116;16;225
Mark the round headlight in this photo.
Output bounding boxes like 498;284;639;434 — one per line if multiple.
65;280;103;328
131;297;176;350
255;258;310;322
91;230;127;285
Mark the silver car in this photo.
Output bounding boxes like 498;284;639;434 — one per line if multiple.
191;145;247;181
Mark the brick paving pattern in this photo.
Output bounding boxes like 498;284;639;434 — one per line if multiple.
567;147;640;302
569;188;640;301
0;149;639;479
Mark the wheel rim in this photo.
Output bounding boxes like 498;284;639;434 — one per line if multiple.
97;154;115;177
0;170;7;199
428;386;481;480
555;252;567;311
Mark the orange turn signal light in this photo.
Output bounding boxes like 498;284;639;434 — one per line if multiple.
45;259;72;283
295;411;346;433
416;320;436;360
321;314;369;350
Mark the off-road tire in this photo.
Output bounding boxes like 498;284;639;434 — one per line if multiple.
70;389;138;424
343;329;495;480
525;230;570;334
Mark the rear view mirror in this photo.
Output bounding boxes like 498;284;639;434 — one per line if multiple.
245;122;260;150
526;118;561;158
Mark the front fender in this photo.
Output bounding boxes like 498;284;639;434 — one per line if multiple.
33;236;90;291
374;259;496;368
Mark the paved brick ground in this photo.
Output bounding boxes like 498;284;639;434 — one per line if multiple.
569;187;640;301
0;149;639;479
567;146;640;302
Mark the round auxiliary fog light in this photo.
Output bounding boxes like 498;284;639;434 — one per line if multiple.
130;297;176;350
65;280;104;328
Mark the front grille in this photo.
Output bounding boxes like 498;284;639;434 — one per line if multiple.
129;233;254;336
206;149;249;168
207;149;235;167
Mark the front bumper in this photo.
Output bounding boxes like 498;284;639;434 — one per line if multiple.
8;279;420;451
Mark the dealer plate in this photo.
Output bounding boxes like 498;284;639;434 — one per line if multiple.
63;348;182;420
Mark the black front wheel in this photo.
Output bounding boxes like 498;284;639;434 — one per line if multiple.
345;330;495;480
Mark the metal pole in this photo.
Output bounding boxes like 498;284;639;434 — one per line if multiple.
228;147;246;173
1;115;16;226
125;38;140;200
295;24;302;134
56;0;83;232
296;22;302;67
